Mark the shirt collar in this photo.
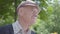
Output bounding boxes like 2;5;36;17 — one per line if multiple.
12;21;31;34
12;21;22;34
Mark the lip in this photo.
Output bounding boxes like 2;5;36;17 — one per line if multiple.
32;17;37;19
32;15;37;17
31;15;37;19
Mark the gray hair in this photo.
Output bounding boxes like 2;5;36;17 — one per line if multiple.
17;1;40;12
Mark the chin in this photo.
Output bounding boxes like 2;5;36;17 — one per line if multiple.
31;20;36;24
32;20;36;23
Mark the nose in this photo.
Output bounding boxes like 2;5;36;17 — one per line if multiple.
32;11;38;18
33;11;38;16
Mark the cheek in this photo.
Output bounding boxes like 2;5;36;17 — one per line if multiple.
25;12;32;18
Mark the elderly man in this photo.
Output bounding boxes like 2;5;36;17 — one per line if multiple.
0;0;40;34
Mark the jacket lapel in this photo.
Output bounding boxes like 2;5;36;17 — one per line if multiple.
5;24;14;34
31;31;36;34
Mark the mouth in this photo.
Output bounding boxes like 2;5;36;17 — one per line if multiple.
32;15;37;19
32;17;37;20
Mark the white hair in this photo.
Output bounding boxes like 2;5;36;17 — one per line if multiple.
17;1;40;12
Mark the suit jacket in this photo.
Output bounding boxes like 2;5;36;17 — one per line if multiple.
0;24;36;34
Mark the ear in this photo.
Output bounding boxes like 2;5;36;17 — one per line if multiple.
18;7;24;16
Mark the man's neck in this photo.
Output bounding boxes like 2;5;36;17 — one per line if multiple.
18;17;29;32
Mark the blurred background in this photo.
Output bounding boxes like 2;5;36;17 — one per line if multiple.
0;0;60;34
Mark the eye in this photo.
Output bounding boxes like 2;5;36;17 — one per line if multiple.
32;9;35;14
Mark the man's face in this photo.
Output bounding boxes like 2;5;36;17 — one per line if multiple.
18;6;40;26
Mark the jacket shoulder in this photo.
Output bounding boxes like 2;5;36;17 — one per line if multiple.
0;24;12;30
0;24;13;34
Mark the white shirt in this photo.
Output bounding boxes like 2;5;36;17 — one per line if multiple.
12;21;31;34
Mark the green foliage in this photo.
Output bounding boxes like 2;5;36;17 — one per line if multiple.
0;0;60;34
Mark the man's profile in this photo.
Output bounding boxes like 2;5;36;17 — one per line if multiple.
0;0;40;34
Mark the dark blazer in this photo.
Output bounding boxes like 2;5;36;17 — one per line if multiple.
0;24;36;34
